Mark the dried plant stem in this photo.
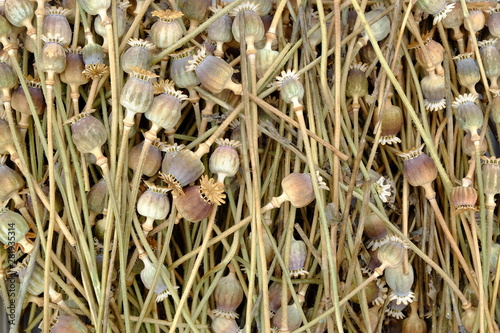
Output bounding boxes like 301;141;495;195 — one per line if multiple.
104;22;119;175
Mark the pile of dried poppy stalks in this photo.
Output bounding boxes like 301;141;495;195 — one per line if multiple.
1;0;500;332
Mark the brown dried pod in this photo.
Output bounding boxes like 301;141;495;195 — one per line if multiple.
43;7;72;46
373;95;403;145
213;264;244;319
286;237;308;278
461;131;487;156
149;10;184;49
272;304;302;332
231;2;264;52
481;156;500;197
268;281;291;315
161;147;205;195
442;2;464;39
488;6;500;38
209;139;241;185
209;315;240;333
128;140;162;177
453;53;480;95
420;73;446;111
305;307;327;333
0;155;24;202
408;32;445;74
137;181;171;235
346;63;368;110
364;212;389;249
186;47;242;95
11;75;44;126
121;39;155;73
451;185;478;214
60;47;89;100
398;145;437;190
173;175;226;222
478;39;500;89
461;306;478;333
349;279;379;304
385;264;415;305
452;94;483;141
268;172;329;209
402;302;427;333
40;35;67;85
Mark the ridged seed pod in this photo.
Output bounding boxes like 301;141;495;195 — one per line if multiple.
161;146;204;195
0;55;17;96
66;110;107;166
94;2;128;49
210;315;240;333
209;139;241;184
275;69;304;109
0;118;18;157
128;140;162;177
364;212;389;249
461;131;487;157
287;237;308;278
492;89;500;123
272;304;302;332
207;6;233;58
402;302;427;333
149;10;184;49
453;53;480;95
361;4;390;43
60;47;89;98
478;39;500;89
461;306;478;333
121;38;155;73
374;95;403;145
213;264;244;319
349;280;379;304
120;67;157;128
87;178;107;226
420;73;446;111
271;172;329;209
43;7;72;46
82;42;105;66
481;156;500;197
465;6;485;34
181;0;211;31
305;307;327;333
4;0;35;37
346;63;368;110
385;264;415;305
376;236;406;273
79;0;110;22
451;186;478;214
139;253;174;302
40;35;67;85
488;7;500;38
0;207;32;253
231;2;264;52
170;47;201;91
186;47;242;95
256;47;279;79
452;94;483;141
268;281;291;314
0;155;24;202
137;181;171;235
398;145;438;190
416;0;455;25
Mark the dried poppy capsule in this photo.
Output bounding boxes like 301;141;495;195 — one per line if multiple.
408;32;445;75
402;302;427;333
82;41;106;66
94;2;128;50
231;2;264;53
442;2;464;41
137;181;171;235
275;69;304;109
272;304;302;332
463;284;479;307
286;237;308;278
209;139;241;185
420;73;446;111
478;39;500;89
256;45;278;79
461;131;487;157
87;178;107;226
4;0;36;38
0;117;18;157
364;212;389;250
268;281;291;315
346;63;368;112
0;55;17;98
209;315;240;333
451;185;478;214
305;307;327;333
128;140;162;177
40;34;67;86
207;6;233;58
120;67;158;130
398;145;437;194
385;264;415;305
452;94;483;141
461;306;478;333
170;47;201;99
66;110;108;167
139;252;175;302
453;53;480;95
492;89;500;124
270;172;328;209
488;7;500;38
359;4;390;45
181;0;211;31
161;146;204;195
373;94;403;145
349;279;379;304
42;7;72;47
186;47;242;95
79;0;110;23
149;10;184;49
481;156;500;199
50;316;88;333
213;264;244;319
60;47;89;104
0;155;24;208
385;299;408;319
416;0;455;25
173;175;226;222
0;207;32;253
376;236;406;274
121;38;155;73
465;6;485;34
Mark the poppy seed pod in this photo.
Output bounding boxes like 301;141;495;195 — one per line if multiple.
385;299;408;319
360;4;390;44
461;131;487;157
149;10;184;49
0;117;19;157
452;94;483;141
453;53;480;95
416;0;455;25
461;306;478;333
364;212;389;250
451;185;477;214
272;304;302;332
137;181;171;235
275;69;304;109
42;7;72;47
287;237;308;278
4;0;35;37
349;280;380;305
161;146;204;195
492;88;500;123
272;172;329;209
79;0;110;23
170;47;201;90
255;47;279;79
120;67;158;128
478;39;500;89
207;6;233;58
186;47;242;95
82;42;105;66
488;7;500;38
40;35;67;85
128;140;162;177
181;0;211;30
209;139;241;185
231;2;264;52
210;315;240;333
213;264;244;319
173;176;226;222
402;302;427;333
374;95;403;145
305;307;327;333
50;316;88;333
408;32;445;75
385;264;415;305
465;6;485;34
0;207;32;253
376;236;406;273
139;253;175;302
87;178;107;225
268;281;291;314
420;73;446;111
398;145;438;190
66;110;107;167
481;156;500;197
442;2;464;43
121;38;155;73
93;2;128;49
60;47;89;98
0;56;17;97
0;155;24;202
346;63;368;110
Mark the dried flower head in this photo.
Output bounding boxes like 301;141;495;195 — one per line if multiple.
199;175;226;205
185;47;207;72
127;38;155;50
152;9;184;22
83;63;109;79
129;66;158;82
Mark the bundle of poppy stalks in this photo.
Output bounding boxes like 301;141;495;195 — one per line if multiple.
3;0;500;332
